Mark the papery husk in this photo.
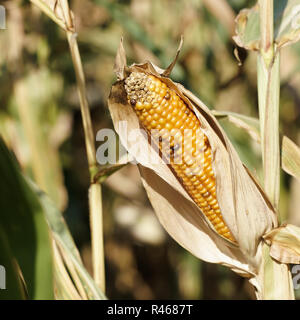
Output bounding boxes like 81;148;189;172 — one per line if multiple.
263;224;300;264
31;0;75;32
108;40;277;285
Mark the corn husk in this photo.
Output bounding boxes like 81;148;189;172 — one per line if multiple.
263;224;300;264
108;39;277;290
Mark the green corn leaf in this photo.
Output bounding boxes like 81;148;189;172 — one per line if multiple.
0;226;26;300
0;137;53;299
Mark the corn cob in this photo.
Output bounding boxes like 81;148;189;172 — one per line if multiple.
124;72;235;242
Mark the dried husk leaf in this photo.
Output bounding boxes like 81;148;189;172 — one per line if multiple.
114;37;127;81
108;40;277;280
282;136;300;181
263;224;300;264
31;0;75;32
233;5;260;51
234;1;300;50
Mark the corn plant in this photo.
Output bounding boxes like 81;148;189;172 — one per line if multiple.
1;0;300;300
108;1;300;299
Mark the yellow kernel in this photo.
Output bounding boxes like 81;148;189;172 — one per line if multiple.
165;123;172;130
135;102;144;110
150;120;157;128
149;84;155;91
160;89;167;97
156;96;163;103
174;120;182;129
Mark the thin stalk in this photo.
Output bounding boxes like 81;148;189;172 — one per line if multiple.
29;0;106;293
89;184;105;292
62;2;105;292
257;0;294;300
257;53;280;211
65;31;97;173
259;0;274;55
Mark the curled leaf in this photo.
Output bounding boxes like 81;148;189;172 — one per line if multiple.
234;1;300;50
282;136;300;181
30;0;75;32
263;224;300;264
233;5;260;51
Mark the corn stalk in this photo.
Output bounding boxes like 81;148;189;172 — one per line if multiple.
257;0;294;300
29;0;105;293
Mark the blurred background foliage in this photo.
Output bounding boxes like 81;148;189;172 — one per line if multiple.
0;0;300;299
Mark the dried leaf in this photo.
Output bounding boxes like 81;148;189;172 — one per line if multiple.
233;5;260;51
139;165;255;278
263;224;300;264
282;136;300;181
114;37;127;81
162;35;184;77
234;1;300;50
30;0;75;31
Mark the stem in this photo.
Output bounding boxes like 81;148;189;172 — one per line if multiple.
63;12;105;292
259;0;274;55
65;32;97;172
257;53;280;212
257;0;294;300
89;184;105;292
29;0;106;293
